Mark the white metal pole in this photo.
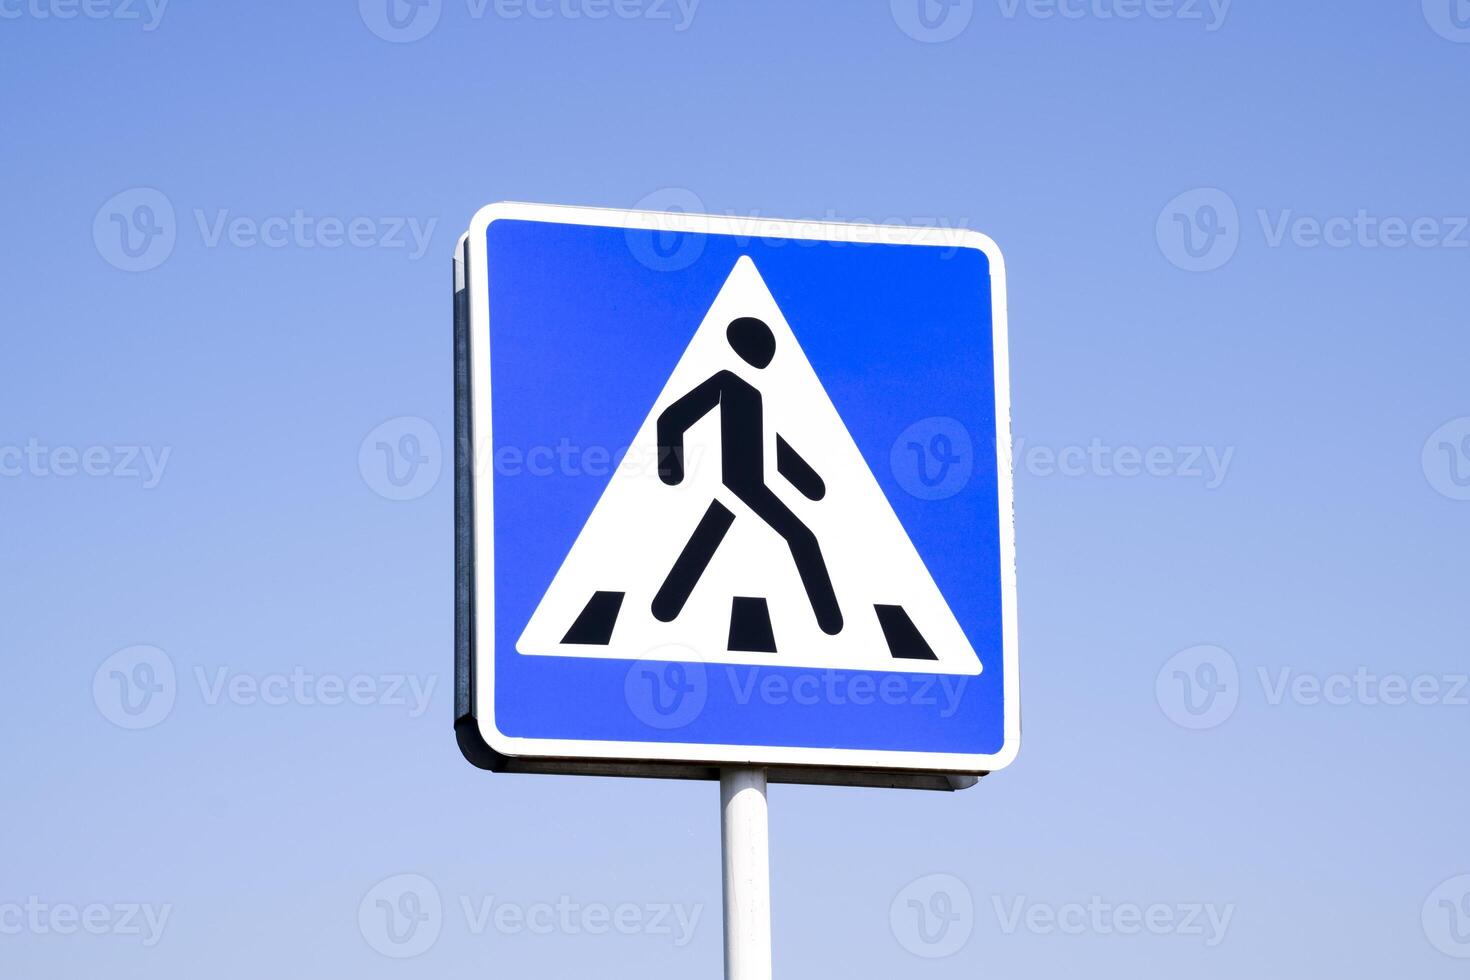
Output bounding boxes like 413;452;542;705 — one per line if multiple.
720;766;771;980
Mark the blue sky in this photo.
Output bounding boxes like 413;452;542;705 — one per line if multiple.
2;1;1469;977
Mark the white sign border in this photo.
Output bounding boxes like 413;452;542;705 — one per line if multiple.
466;201;1019;775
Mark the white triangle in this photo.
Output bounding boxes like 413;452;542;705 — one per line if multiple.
516;256;982;677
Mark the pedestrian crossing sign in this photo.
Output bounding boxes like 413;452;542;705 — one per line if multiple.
454;202;1018;786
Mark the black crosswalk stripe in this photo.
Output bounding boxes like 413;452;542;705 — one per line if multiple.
873;604;938;660
727;596;777;653
561;591;625;645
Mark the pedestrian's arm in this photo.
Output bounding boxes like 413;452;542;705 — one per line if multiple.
657;374;723;485
777;435;825;501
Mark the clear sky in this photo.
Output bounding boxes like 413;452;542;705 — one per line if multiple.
3;1;1469;977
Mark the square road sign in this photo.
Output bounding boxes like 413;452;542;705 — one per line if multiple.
454;202;1017;788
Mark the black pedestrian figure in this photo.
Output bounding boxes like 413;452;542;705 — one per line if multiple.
652;316;844;636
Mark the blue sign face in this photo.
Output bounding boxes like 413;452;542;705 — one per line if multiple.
457;203;1017;780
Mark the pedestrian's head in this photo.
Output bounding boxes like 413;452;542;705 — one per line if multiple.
727;317;776;369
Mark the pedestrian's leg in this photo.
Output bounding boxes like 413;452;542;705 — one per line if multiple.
784;525;843;635
652;500;736;622
745;490;843;635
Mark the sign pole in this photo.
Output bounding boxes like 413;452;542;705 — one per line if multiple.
720;766;771;980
